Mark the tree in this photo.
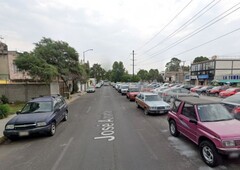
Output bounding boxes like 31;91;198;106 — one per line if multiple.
165;57;181;72
15;52;58;82
148;69;159;81
15;37;85;92
137;69;148;81
111;61;125;82
90;64;106;83
193;56;209;63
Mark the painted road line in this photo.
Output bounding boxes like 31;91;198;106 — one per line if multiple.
51;137;74;170
86;106;91;113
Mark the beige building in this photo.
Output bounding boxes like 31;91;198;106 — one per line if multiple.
0;41;9;83
190;56;240;85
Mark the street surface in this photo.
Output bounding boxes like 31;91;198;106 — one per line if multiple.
0;87;240;170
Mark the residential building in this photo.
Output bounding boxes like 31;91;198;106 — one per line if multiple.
190;56;240;85
0;41;9;84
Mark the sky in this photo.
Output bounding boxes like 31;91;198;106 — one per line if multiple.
1;0;240;73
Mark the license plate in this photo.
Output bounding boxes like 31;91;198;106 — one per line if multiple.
19;131;29;136
159;110;164;113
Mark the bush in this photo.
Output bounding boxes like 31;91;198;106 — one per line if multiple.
1;95;9;104
0;104;10;119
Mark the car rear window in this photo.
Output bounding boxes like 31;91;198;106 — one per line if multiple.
222;94;240;104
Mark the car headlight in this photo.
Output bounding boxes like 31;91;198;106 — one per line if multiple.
165;106;170;109
223;140;235;147
5;124;14;130
37;122;47;127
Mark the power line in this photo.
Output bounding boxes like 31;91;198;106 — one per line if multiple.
136;0;193;52
174;27;240;56
137;2;240;64
139;26;240;68
137;0;221;59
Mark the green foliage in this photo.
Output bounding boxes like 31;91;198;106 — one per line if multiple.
1;95;9;104
165;57;181;72
0;104;10;119
90;64;106;82
137;69;149;81
111;61;126;82
193;56;209;63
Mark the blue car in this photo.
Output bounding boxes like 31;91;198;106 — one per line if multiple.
4;95;68;140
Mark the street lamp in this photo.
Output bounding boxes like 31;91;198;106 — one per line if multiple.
83;49;93;63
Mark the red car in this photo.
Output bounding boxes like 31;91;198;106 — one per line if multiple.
190;85;202;92
219;88;240;98
126;87;140;101
208;86;228;96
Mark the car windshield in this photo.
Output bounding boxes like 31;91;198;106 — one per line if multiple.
121;85;128;89
222;94;240;104
21;101;53;114
212;86;220;90
129;88;139;92
145;95;161;101
197;104;233;122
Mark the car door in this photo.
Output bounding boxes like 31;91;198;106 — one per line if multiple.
178;103;198;143
53;99;63;124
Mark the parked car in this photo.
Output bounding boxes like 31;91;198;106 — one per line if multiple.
126;87;140;101
4;95;68;140
207;86;228;96
120;84;129;95
86;86;95;93
190;85;202;92
196;86;213;95
219;88;240;98
161;87;199;102
135;92;170;115
221;93;240;120
180;84;194;90
168;97;240;167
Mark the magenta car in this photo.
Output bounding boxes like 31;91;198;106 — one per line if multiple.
168;97;240;167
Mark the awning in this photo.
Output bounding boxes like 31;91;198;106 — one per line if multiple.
218;79;240;83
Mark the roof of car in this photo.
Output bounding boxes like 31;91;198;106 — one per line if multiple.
30;95;62;102
176;96;219;105
139;92;157;95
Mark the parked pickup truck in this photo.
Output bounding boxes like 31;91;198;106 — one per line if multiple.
168;97;240;167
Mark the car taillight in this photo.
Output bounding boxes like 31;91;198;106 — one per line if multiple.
162;93;168;96
233;107;240;114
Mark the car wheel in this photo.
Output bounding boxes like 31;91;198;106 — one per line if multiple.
169;120;180;137
63;111;68;121
215;93;219;97
144;108;149;115
49;122;56;136
199;141;222;167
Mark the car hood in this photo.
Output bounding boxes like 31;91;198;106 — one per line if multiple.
202;119;240;139
145;101;169;107
7;112;52;124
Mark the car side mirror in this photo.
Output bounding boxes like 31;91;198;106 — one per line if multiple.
16;111;21;115
189;118;198;124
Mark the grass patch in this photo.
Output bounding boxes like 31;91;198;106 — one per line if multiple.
8;103;25;115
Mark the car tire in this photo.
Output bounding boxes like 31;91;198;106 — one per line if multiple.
49;122;56;136
215;93;219;97
63;111;68;121
144;108;149;115
7;136;18;141
199;140;222;167
169;120;180;137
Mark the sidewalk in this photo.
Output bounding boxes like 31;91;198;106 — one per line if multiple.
0;92;85;144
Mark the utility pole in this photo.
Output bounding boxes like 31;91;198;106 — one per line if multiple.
132;50;135;78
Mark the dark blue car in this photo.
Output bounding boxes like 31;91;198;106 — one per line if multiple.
4;95;68;140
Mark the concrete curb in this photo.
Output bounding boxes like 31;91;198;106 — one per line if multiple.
0;92;85;144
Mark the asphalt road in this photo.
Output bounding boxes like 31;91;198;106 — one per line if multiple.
0;86;240;170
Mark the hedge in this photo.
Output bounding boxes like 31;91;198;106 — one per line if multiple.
0;104;10;119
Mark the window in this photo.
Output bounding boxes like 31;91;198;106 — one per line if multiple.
181;103;197;120
170;100;181;113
